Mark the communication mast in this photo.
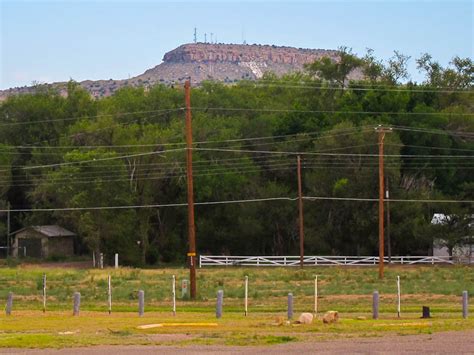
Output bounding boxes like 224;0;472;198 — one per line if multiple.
194;27;197;43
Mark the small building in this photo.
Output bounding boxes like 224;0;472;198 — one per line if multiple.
12;225;76;258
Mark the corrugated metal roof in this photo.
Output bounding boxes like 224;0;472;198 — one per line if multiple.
13;225;76;237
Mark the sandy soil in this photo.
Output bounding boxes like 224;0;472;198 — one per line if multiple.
1;330;473;354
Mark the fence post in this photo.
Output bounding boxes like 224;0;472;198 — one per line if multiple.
244;276;248;316
372;291;379;319
138;290;145;316
100;253;104;269
172;275;176;316
73;292;81;316
92;252;96;268
42;273;47;313
462;291;468;319
108;275;112;314
314;275;318;315
397;275;401;318
6;292;13;316
216;290;223;319
114;254;118;269
287;293;293;320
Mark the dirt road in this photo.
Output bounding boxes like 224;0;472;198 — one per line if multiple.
2;330;473;354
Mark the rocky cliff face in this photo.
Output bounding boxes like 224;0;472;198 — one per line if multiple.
0;43;350;100
163;43;338;65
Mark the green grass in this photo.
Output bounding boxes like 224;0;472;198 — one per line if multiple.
0;265;472;312
0;265;472;348
0;311;472;348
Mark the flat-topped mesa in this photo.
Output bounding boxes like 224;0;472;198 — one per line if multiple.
163;43;339;65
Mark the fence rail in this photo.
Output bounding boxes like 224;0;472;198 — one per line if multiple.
199;255;462;267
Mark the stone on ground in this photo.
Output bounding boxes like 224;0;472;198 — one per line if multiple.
298;312;314;324
323;311;339;324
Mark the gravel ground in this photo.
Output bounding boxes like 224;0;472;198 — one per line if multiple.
1;330;473;354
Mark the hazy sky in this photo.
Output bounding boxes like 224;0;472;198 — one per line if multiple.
1;0;472;89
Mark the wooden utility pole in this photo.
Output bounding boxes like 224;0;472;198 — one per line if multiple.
297;155;305;268
375;125;391;279
184;80;197;299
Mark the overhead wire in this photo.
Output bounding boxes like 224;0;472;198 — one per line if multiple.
2;195;472;213
193;106;474;117
250;82;474;94
0;107;184;128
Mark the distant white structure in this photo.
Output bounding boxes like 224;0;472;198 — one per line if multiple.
431;213;473;263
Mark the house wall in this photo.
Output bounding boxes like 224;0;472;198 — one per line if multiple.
13;229;74;258
48;237;74;257
13;230;45;257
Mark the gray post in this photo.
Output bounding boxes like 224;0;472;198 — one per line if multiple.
373;291;379;319
6;292;13;316
114;253;119;269
100;253;104;269
462;291;468;319
181;279;189;299
287;293;293;320
216;290;224;319
138;290;145;316
73;292;81;316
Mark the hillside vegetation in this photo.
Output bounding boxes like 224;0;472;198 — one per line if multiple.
0;49;472;266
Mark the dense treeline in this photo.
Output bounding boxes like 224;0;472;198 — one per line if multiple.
0;50;473;265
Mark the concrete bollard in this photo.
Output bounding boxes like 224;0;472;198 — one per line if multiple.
216;290;224;319
287;293;293;320
462;291;468;319
372;291;379;320
73;292;81;316
6;292;13;316
138;290;145;316
114;253;119;269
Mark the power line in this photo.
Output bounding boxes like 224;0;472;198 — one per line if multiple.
0;148;185;172
386;143;474;152
252;79;474;93
250;82;474;94
391;125;474;138
193;147;474;158
0;108;184;128
194;107;474;116
304;196;474;204
0;125;375;150
2;195;471;213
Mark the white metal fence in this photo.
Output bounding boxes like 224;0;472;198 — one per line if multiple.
199;255;463;267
